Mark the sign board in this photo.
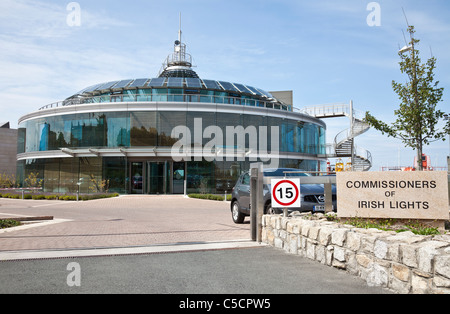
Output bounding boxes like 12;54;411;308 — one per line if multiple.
337;171;449;220
271;178;301;208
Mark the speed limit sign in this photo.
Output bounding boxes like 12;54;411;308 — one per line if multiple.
271;179;301;208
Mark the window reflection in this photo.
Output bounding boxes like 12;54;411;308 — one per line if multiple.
20;111;325;157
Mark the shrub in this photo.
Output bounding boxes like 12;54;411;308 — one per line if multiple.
188;193;230;202
32;195;46;200
4;194;20;199
62;195;76;201
0;192;119;201
0;219;21;229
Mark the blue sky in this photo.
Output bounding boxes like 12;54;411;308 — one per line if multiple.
0;0;449;170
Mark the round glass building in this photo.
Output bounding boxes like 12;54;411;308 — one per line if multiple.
16;32;327;195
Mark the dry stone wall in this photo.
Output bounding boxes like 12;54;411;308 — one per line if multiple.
261;214;450;294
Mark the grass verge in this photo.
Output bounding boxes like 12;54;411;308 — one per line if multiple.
325;214;445;236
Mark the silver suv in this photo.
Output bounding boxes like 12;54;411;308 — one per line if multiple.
230;168;337;224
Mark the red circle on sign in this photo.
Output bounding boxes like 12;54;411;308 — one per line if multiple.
272;180;300;206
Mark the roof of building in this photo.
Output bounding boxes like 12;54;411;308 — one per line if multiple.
0;122;10;129
70;77;275;100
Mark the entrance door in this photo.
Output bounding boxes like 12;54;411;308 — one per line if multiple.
129;161;186;195
130;162;144;194
147;161;170;194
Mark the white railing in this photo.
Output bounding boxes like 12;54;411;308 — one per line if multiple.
38;94;290;112
297;103;349;117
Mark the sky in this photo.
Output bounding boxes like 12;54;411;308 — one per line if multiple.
0;0;449;171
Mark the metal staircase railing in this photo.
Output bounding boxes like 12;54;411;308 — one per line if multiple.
298;102;372;171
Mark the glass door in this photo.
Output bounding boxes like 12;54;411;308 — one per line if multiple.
147;161;170;194
130;162;144;194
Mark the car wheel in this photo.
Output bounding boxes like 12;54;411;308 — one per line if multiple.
264;203;275;215
231;201;245;224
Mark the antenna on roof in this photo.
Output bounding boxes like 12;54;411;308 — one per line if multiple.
158;13;198;78
178;12;182;44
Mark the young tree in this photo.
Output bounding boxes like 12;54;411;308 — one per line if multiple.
365;25;449;170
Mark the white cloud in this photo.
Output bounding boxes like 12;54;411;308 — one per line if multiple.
0;0;131;39
0;1;149;127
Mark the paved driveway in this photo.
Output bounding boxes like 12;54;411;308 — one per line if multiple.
0;196;392;294
0;196;250;252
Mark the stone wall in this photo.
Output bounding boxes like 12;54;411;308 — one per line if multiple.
261;214;450;294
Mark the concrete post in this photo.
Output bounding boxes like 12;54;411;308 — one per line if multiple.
250;163;264;242
324;182;333;213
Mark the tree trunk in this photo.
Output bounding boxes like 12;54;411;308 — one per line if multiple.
417;143;423;171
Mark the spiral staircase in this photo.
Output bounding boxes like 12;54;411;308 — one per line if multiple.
299;102;372;172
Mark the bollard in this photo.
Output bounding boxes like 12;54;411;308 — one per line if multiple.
250;169;257;241
250;163;264;242
324;182;333;213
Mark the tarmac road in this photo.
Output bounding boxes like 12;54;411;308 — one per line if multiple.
0;246;390;294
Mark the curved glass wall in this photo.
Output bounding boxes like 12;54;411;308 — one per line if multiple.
40;87;292;111
18;111;325;156
17;158;324;195
18;106;326;194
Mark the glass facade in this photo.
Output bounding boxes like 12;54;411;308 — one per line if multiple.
17;108;326;194
17;157;323;195
18;111;325;155
18;74;327;195
75;87;292;111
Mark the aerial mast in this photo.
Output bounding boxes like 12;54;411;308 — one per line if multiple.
158;13;198;78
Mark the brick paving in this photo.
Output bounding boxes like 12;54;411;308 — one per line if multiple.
0;196;250;252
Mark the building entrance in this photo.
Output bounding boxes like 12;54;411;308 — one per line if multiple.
129;160;186;195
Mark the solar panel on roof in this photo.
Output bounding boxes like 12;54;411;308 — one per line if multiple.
167;77;184;87
256;88;273;98
96;81;119;91
185;78;202;88
202;79;222;90
148;77;166;87
83;83;105;93
218;81;239;92
128;78;149;88
233;83;252;94
113;79;133;89
245;85;264;97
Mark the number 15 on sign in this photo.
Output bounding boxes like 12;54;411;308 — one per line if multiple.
271;179;301;208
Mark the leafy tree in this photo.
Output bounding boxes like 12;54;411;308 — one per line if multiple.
365;25;449;170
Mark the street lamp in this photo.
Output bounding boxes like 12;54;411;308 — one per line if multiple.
399;45;412;54
76;178;84;201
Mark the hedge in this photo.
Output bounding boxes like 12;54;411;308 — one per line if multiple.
0;192;120;201
188;193;232;201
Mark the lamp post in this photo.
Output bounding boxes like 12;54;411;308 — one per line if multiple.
76;178;83;201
